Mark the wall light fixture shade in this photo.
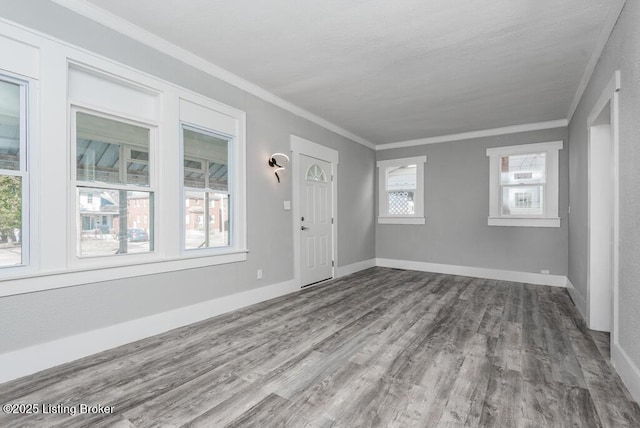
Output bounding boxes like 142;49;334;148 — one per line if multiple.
268;152;290;183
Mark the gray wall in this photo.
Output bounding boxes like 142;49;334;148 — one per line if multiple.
568;0;640;368
376;127;569;275
0;1;375;353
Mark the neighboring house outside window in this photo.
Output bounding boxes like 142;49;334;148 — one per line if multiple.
73;110;155;256
377;156;427;224
486;141;563;227
180;98;240;253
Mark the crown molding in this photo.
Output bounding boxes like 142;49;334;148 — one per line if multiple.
567;0;627;121
50;0;376;150
376;119;568;151
34;0;622;150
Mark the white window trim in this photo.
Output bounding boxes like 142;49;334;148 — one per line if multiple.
486;141;563;227
0;22;248;297
63;69;248;272
377;156;427;225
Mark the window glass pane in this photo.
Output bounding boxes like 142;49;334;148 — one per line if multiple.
76;112;150;185
0;175;22;266
306;164;327;182
184;190;229;250
500;153;546;185
78;187;153;256
501;185;544;216
183;126;231;251
388;191;415;215
0;80;21;171
208;161;228;192
183;128;229;190
127;149;149;186
386;165;416;191
184;160;206;188
385;164;417;215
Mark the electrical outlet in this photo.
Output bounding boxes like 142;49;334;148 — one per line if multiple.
540;269;550;275
257;269;263;280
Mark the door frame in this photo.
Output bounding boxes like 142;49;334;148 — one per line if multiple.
290;135;339;288
586;70;620;343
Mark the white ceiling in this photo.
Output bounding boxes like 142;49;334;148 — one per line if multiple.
78;0;618;145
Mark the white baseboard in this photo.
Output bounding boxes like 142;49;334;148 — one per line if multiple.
565;277;588;322
612;342;640;403
0;259;572;384
0;279;298;384
336;258;376;278
375;258;567;287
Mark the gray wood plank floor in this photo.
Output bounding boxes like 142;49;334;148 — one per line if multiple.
1;267;639;427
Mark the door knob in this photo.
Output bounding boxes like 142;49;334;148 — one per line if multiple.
301;226;310;231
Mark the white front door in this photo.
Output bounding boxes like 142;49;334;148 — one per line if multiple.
299;154;333;286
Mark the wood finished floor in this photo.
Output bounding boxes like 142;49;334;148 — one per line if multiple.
1;267;639;427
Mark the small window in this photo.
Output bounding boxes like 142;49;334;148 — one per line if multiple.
182;126;231;250
73;110;155;256
0;76;28;268
486;141;562;227
306;164;327;182
377;156;426;224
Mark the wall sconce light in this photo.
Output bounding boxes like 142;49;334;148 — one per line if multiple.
268;153;289;183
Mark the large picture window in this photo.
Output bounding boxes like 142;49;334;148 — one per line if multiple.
486;141;562;227
182;126;231;250
73;110;155;256
0;76;28;268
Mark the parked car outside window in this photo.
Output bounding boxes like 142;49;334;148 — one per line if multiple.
127;228;148;242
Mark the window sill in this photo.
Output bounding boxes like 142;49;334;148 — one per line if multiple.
378;217;426;225
0;250;248;297
488;217;560;228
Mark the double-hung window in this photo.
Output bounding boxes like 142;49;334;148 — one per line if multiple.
486;141;562;227
182;126;231;250
377;156;427;224
73;110;155;256
179;97;245;255
0;75;28;268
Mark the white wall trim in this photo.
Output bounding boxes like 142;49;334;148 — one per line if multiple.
487;217;561;228
48;0;375;150
485;140;564;156
587;71;622;126
375;258;567;287
0;252;248;298
376;119;568;151
612;342;640;403
336;258;376;278
0;278;298;384
567;0;627;121
378;217;426;225
566;277;588;322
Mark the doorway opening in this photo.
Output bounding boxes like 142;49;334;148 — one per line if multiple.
587;70;620;340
